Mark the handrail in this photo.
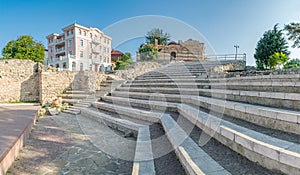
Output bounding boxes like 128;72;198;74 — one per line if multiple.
205;53;246;62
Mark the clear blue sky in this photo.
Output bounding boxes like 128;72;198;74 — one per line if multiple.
0;0;299;65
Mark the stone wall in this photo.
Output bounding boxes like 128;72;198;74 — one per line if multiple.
39;68;106;104
0;59;106;104
0;60;39;103
114;62;162;80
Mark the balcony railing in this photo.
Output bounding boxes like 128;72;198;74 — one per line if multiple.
56;38;65;44
48;54;76;65
56;47;65;53
92;48;100;53
92;38;101;44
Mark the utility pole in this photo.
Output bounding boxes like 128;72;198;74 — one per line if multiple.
234;45;239;60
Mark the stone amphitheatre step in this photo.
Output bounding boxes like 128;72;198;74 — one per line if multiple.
132;126;155;175
135;75;202;80
80;108;144;136
160;114;231;175
178;104;300;175
92;101;230;174
93;102;161;123
62;98;82;104
144;70;208;75
79;108;155;174
125;81;300;93
97;95;300;174
58;94;90;99
64;90;88;94
110;91;300;135
120;84;300;109
73;103;91;108
63;108;81;115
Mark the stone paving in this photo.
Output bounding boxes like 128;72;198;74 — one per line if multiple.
7;113;134;175
0;105;39;175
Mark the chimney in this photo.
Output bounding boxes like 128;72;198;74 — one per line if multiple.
154;39;158;48
178;40;183;45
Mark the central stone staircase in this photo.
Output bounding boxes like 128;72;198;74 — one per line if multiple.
68;62;300;174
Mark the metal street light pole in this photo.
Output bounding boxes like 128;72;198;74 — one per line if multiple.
234;45;239;60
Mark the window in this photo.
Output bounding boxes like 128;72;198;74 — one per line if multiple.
50;56;53;62
94;54;97;59
68;40;72;46
84;31;86;36
89;64;92;71
90;33;92;38
71;29;74;35
80;40;83;46
80;63;83;71
79;29;82;35
67;31;69;36
100;46;102;52
50;47;53;53
80;51;83;57
69;50;72;55
89;53;92;59
90;43;92;48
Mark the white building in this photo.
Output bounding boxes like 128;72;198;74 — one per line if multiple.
46;23;112;72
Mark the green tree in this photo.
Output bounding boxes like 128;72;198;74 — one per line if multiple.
284;22;300;48
269;52;289;70
146;28;170;45
114;52;133;70
138;45;158;61
2;35;45;62
254;24;289;70
283;58;300;69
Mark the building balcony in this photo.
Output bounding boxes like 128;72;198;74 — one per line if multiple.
56;47;65;54
56;38;65;45
48;54;76;66
92;48;100;53
92;38;101;44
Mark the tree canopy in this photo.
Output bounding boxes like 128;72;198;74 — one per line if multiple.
283;58;300;69
145;28;171;45
114;52;133;70
2;35;45;62
138;45;158;61
254;24;289;70
284;22;300;48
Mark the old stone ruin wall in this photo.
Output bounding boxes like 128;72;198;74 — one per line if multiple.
0;59;106;104
0;60;40;103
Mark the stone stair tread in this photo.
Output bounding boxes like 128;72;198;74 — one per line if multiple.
101;95;300;153
125;81;300;88
62;99;82;104
93;102;161;123
160;114;231;175
59;94;89;98
117;86;300;102
65;90;87;94
94;100;230;174
81;108;144;131
98;95;300;170
111;91;300;124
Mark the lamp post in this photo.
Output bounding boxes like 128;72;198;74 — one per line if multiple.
234;45;239;60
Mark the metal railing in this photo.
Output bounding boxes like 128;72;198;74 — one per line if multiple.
205;53;246;62
56;38;65;43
